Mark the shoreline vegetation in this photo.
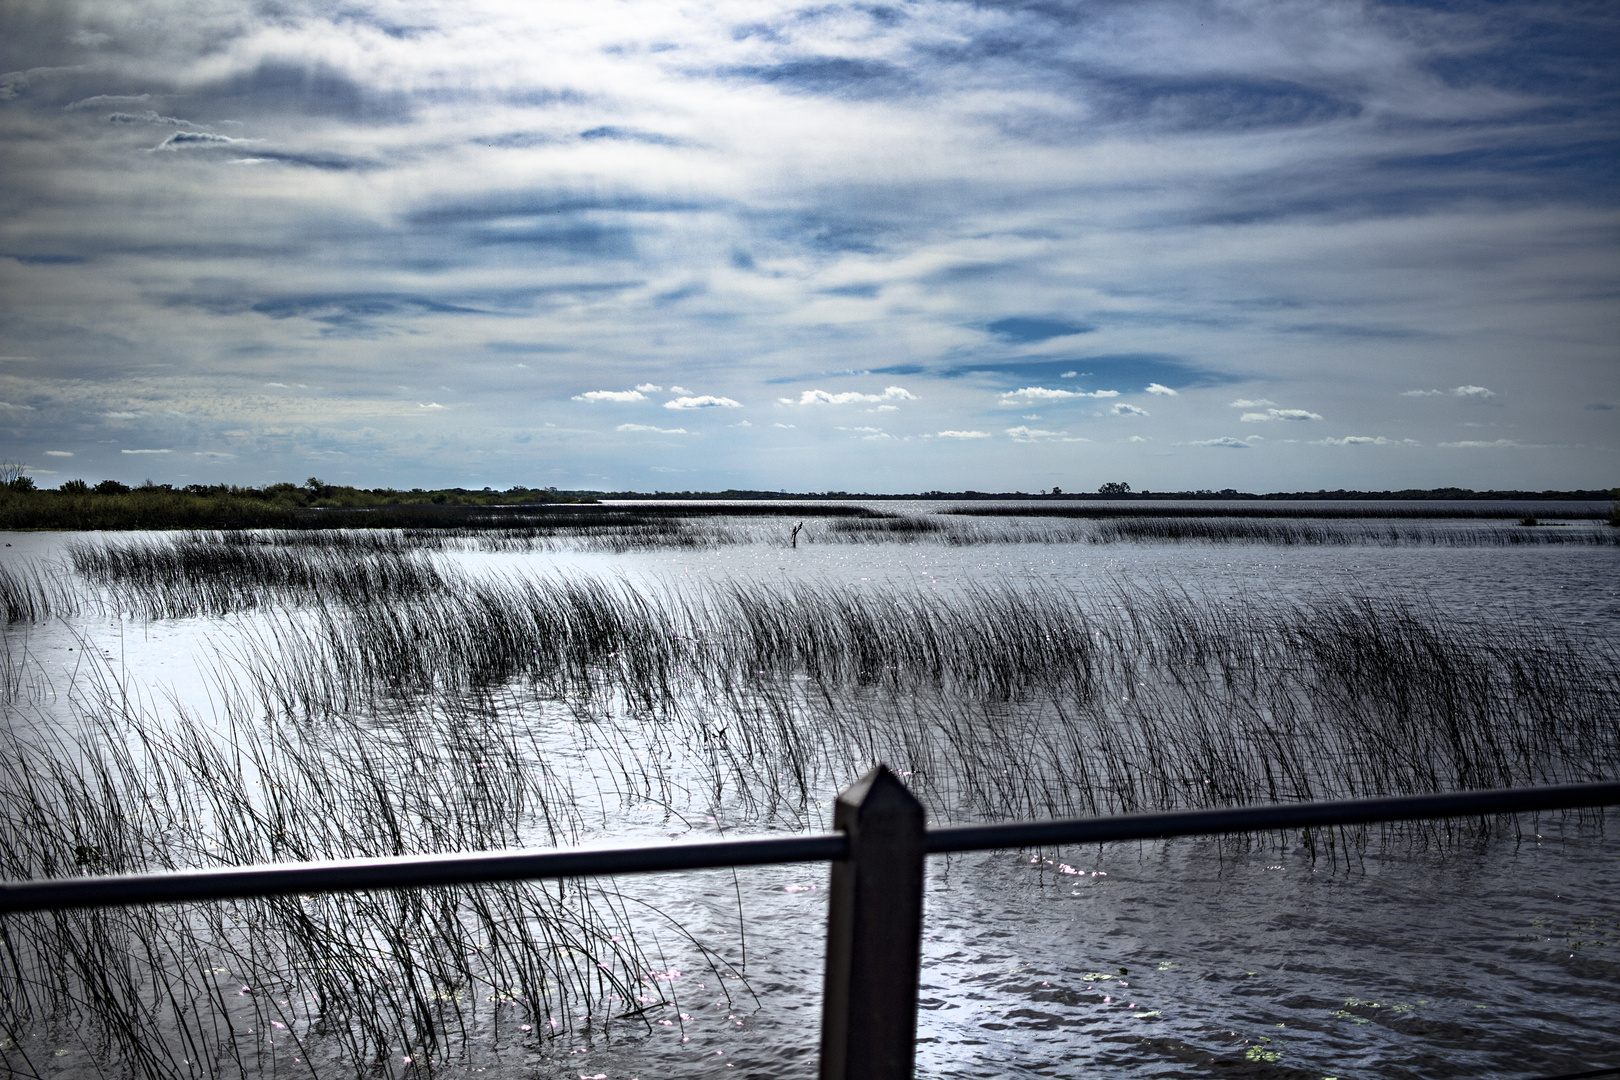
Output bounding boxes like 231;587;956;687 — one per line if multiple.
1;537;1617;1076
0;475;1615;533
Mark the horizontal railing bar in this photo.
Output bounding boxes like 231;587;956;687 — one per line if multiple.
2;781;1615;914
0;834;850;913
926;780;1620;854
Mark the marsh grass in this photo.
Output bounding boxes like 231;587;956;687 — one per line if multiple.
68;534;452;619
946;503;1611;520
5;533;1618;1077
1086;517;1620;545
215;573;1619;830
0;560;77;624
0;671;725;1078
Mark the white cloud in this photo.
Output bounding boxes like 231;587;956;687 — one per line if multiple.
1111;403;1149;416
617;423;690;434
121;448;171;454
1187;436;1262;448
1004;426;1088;442
64;94;152;111
1127;435;1150;442
1241;408;1322;422
634;383;662;392
1001;386;1118;401
45;450;72;456
669;386;691;395
732;420;752;427
665;395;741;410
1312;436;1420;446
1438;438;1539;448
1060;371;1078;379
154;131;247;150
774;422;795;429
782;386;915;406
573;389;647;403
1144;383;1178;395
936;430;991;439
1404;386;1498;399
1229;398;1277;408
418;402;447;410
0;401;35;411
109;110;193;127
194;450;237;458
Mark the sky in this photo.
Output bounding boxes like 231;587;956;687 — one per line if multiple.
0;0;1616;494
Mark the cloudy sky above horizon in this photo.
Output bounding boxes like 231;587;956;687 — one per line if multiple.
1;0;1615;493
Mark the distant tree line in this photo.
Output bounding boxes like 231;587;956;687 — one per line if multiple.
0;463;1612;531
0;473;596;530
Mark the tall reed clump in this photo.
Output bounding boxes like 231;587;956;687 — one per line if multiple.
67;533;453;619
0;680;687;1079
0;558;77;623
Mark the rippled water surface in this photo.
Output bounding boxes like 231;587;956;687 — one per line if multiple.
1;511;1616;1079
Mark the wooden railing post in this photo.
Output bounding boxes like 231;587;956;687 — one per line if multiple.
819;765;926;1080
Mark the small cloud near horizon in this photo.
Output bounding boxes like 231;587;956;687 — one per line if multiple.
665;395;741;410
1241;408;1322;422
574;389;647;403
617;423;689;435
782;386;914;406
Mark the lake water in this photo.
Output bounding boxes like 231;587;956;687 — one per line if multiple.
1;505;1616;1079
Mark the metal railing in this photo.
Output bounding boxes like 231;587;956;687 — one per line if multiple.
3;773;1617;1078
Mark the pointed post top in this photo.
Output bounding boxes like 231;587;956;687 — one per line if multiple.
833;765;925;843
836;765;924;824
